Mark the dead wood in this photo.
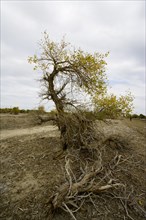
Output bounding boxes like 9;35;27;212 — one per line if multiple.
52;164;103;209
48;148;126;220
37;115;57;124
47;115;146;220
55;112;98;150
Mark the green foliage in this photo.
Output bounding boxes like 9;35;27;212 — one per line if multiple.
95;111;108;120
132;114;139;118
130;114;146;119
28;32;108;109
93;92;134;119
19;109;26;113
28;32;135;120
77;110;97;121
11;107;20;115
0;108;11;113
0;108;45;114
139;114;146;119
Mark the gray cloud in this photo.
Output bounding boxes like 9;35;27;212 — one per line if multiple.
1;0;145;113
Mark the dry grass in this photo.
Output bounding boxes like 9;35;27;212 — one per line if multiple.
0;114;146;220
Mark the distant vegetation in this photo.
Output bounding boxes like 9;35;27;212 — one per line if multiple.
0;107;46;115
0;107;145;119
131;113;146;119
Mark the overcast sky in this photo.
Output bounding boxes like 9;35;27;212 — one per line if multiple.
1;0;145;114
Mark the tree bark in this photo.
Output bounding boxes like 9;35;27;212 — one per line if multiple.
46;73;68;150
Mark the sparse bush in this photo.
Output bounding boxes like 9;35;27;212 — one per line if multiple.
132;114;139;118
38;105;45;114
79;110;96;121
95;111;108;120
0;108;12;113
11;107;20;115
93;92;134;119
139;114;145;119
20;109;26;113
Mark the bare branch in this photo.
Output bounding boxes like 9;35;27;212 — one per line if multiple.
56;79;70;95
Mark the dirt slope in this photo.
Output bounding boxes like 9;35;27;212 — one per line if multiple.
0;114;146;220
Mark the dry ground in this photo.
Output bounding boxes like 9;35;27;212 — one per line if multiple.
0;114;146;220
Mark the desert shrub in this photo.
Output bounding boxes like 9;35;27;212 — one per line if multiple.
11;107;20;115
94;111;109;120
19;109;27;113
139;114;145;119
0;108;12;113
93;92;134;119
38;105;45;114
132;114;138;118
81;110;97;121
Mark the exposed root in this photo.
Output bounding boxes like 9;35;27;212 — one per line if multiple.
48;148;127;219
45;114;146;219
55;112;101;150
47;142;146;220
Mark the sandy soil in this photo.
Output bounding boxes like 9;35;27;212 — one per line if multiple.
0;125;59;140
0;114;146;220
